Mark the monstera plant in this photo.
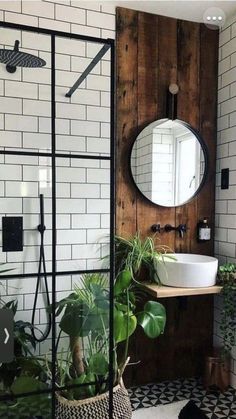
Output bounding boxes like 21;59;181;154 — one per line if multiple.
53;267;166;417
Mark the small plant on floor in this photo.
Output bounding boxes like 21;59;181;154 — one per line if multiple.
52;268;166;417
115;232;173;283
217;263;236;358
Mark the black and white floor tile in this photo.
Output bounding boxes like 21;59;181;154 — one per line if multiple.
129;377;236;418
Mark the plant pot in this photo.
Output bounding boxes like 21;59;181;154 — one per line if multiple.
55;384;132;419
204;349;230;392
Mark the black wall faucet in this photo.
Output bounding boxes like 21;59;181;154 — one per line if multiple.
164;224;187;238
151;223;188;238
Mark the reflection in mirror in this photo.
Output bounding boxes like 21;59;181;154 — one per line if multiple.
130;119;207;207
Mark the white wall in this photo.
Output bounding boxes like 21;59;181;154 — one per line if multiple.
214;12;236;387
0;0;115;355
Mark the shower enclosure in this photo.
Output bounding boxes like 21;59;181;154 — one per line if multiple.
0;21;115;418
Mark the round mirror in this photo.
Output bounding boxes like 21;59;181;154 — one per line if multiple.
130;119;208;207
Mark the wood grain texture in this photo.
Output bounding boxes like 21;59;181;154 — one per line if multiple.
116;7;219;386
116;8;138;237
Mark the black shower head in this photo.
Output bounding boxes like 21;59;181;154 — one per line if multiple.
0;40;46;73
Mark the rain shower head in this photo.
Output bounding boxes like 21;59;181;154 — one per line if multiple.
0;40;46;73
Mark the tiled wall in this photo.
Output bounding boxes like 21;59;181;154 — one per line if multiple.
214;12;236;387
0;0;115;355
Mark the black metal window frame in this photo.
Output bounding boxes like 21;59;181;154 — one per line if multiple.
0;21;115;419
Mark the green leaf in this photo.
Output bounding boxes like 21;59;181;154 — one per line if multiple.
114;308;137;343
88;353;109;376
137;301;166;338
114;270;132;295
69;373;96;400
11;376;47;395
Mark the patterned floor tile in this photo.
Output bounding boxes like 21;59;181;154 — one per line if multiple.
129;377;236;418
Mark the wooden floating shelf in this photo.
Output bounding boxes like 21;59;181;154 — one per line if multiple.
143;283;222;298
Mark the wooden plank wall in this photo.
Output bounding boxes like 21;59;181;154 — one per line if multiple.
116;7;219;385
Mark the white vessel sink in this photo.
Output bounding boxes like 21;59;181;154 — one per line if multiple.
155;253;218;288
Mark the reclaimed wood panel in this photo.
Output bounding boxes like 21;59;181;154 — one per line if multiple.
116;7;218;386
116;8;138;237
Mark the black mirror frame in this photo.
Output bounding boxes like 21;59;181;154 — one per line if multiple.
129;118;209;208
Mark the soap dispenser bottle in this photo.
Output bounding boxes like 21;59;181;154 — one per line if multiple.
197;217;211;242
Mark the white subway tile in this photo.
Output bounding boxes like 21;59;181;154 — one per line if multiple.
57;167;86;182
23;133;51;150
87;74;110;91
215;227;227;242
57;198;85;214
72;214;100;229
56;4;86;25
87;168;109;183
87;228;109;243
101;123;110;138
71;56;100;74
5;11;39;26
221;97;236;115
222;38;236;59
87;106;110;122
56;183;70;198
72;243;101;259
5;181;38;197
57;229;86;245
101;214;110;228
101;92;110;107
218;86;230;103
71;1;100;11
71;89;100;106
218;241;236;258
87;198;109;213
0;96;22;114
217;142;229;158
5;81;38;99
71;183;100;198
23;99;51;117
0;1;21;12
87;10;115;30
219;56;230;75
39;117;51;134
22;31;51;51
219;27;231;46
22;1;54;18
231;52;236;69
101;29;115;40
56;103;86;120
71;24;100;38
0;164;21;181
5;114;38;132
56;135;86;152
219;214;236;228
23;67;51;85
0;198;22;213
55;54;70;71
71;120;100;137
56;214;71;229
56;70;85;88
222;67;236;87
55;118;69;135
55;38;85;57
0;131;22;148
0;27;21;47
39;17;70;32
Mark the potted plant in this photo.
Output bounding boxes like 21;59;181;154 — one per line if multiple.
115;232;173;282
204;263;236;391
53;266;166;418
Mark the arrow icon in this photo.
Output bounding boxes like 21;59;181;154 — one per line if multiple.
4;328;9;345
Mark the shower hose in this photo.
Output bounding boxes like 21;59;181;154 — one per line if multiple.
31;194;52;343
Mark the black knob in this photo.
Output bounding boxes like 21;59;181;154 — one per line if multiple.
151;224;161;233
